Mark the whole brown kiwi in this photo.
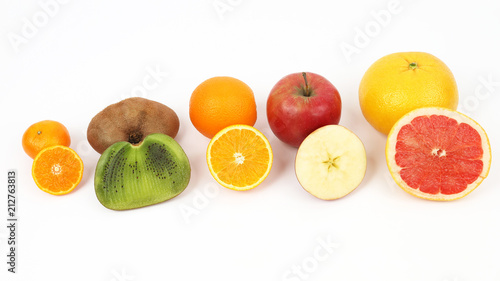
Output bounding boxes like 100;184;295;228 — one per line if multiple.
87;97;180;154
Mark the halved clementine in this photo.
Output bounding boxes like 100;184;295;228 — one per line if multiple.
32;145;84;195
207;125;273;191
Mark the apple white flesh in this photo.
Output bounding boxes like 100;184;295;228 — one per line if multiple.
295;125;366;200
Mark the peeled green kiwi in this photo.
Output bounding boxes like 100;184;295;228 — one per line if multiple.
94;133;190;210
87;97;179;154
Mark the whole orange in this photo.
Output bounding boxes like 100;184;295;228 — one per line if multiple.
359;52;459;135
190;76;257;138
22;120;71;159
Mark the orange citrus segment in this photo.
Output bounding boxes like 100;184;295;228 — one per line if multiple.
207;125;273;191
386;107;491;201
32;145;84;195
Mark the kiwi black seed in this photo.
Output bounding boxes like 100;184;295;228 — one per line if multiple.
94;133;190;210
87;97;180;154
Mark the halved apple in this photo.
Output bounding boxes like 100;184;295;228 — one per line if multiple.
295;125;366;200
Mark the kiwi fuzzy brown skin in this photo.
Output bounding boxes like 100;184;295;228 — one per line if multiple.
87;97;180;154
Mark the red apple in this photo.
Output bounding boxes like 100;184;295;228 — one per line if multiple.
266;72;342;147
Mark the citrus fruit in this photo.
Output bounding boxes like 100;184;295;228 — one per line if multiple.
190;76;257;138
207;125;273;191
22;120;71;159
386;107;491;201
32;145;84;195
359;52;459;135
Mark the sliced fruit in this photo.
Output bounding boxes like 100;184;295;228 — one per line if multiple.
94;133;190;210
22;120;71;159
295;125;367;200
32;145;84;195
207;125;273;191
386;107;491;201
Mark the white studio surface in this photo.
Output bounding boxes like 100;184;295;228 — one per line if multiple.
1;0;499;280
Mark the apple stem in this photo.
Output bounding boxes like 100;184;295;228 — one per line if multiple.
302;72;311;97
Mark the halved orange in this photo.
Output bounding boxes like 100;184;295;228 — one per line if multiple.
32;145;84;195
207;125;273;191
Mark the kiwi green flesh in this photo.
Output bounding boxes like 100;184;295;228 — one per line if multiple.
94;133;190;210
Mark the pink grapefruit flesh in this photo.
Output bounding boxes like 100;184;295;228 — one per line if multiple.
386;107;491;201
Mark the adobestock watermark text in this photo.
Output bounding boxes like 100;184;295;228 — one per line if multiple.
282;234;340;281
7;0;70;54
212;0;243;21
179;183;221;224
457;73;499;116
340;0;403;63
117;65;170;102
109;267;134;281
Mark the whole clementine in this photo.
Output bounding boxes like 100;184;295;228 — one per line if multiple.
22;120;71;159
189;76;257;139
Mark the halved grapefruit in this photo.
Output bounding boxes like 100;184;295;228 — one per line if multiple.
386;107;491;201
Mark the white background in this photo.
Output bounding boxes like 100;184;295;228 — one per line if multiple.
1;0;499;280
